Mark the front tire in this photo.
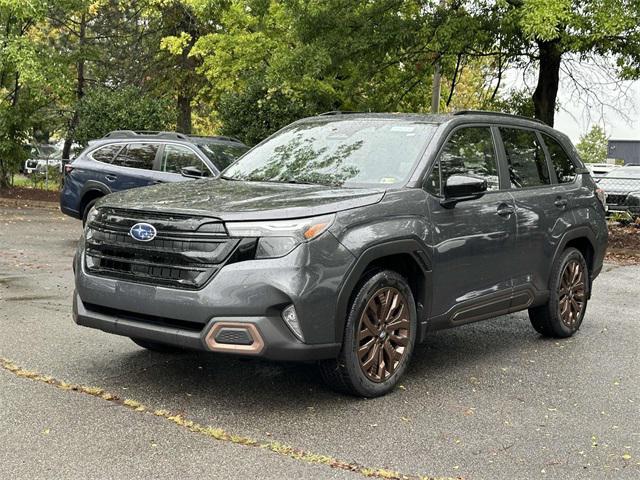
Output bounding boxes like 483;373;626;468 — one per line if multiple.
320;270;417;397
528;247;589;338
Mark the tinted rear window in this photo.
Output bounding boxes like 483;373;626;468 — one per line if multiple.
543;134;576;183
500;128;550;188
111;143;158;170
91;144;123;163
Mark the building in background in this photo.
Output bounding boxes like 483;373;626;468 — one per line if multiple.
608;140;640;165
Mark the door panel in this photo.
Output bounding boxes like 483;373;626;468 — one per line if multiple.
497;127;574;295
425;126;517;320
428;193;517;318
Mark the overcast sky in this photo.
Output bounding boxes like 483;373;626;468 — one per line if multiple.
504;60;640;143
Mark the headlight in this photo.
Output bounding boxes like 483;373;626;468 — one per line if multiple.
225;214;335;258
85;206;98;227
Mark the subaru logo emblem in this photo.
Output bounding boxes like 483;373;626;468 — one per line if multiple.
129;223;157;242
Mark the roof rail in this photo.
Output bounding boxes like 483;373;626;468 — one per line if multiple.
187;134;244;144
318;110;362;116
453;110;547;125
102;130;190;140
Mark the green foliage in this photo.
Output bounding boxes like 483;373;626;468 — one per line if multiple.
216;81;309;146
576;125;609;164
73;87;175;145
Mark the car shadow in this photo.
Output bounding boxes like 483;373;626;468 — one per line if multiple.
89;311;551;416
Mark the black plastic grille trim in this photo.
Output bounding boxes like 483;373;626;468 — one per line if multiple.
84;208;237;289
84;302;204;332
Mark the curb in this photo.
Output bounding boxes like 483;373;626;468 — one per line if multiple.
0;197;60;211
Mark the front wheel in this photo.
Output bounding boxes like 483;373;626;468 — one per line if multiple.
320;270;417;397
529;247;589;338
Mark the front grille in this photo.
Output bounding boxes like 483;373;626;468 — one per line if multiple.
84;208;239;289
606;193;627;206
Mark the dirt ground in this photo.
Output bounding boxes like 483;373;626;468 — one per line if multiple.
0;186;59;203
606;222;640;265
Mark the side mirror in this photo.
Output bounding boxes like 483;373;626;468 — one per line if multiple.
441;174;487;208
180;166;204;178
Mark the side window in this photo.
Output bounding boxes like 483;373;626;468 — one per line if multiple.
111;143;158;170
161;145;211;177
542;134;577;183
500;128;550;188
436;126;500;192
91;144;123;163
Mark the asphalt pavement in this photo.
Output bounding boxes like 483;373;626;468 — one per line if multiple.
0;205;638;480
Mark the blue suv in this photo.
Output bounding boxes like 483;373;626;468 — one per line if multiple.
60;130;248;223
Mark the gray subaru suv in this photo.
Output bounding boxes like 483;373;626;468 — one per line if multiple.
73;111;607;397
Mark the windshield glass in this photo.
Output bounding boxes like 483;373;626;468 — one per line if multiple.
222;119;437;187
197;143;249;170
37;144;62;158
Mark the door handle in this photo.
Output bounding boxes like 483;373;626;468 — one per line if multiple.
104;174;117;182
554;198;568;208
497;204;515;217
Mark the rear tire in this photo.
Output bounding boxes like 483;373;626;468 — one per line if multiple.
130;338;185;353
528;247;589;338
319;270;417;397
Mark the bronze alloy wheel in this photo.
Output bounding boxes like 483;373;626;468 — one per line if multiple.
558;259;586;328
357;287;410;383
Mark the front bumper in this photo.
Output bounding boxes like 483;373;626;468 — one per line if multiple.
73;294;341;361
73;232;353;360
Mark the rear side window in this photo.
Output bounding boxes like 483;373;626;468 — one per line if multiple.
91;144;123;163
427;126;499;194
543;134;577;183
111;143;158;170
500;128;550;188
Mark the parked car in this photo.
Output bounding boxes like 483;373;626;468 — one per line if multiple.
585;162;621;179
23;144;63;174
73;112;608;397
597;165;640;217
60;130;249;223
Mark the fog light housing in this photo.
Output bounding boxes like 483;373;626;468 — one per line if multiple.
282;304;304;342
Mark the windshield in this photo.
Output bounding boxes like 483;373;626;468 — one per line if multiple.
222;119;437;187
37;144;62;158
197;143;249;170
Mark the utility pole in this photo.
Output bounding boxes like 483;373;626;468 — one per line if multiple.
430;59;442;114
430;0;446;114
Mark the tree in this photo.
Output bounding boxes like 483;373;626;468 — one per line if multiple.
435;0;640;126
73;86;174;145
576;125;609;164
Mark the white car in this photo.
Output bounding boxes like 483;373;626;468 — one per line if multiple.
586;162;622;180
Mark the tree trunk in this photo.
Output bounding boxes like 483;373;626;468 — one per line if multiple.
176;94;192;134
63;14;86;159
532;39;562;127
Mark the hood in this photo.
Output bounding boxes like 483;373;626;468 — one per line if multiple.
598;177;640;194
97;178;386;221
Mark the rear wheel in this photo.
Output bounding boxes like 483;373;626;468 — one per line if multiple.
130;338;185;353
528;247;589;338
320;270;417;397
